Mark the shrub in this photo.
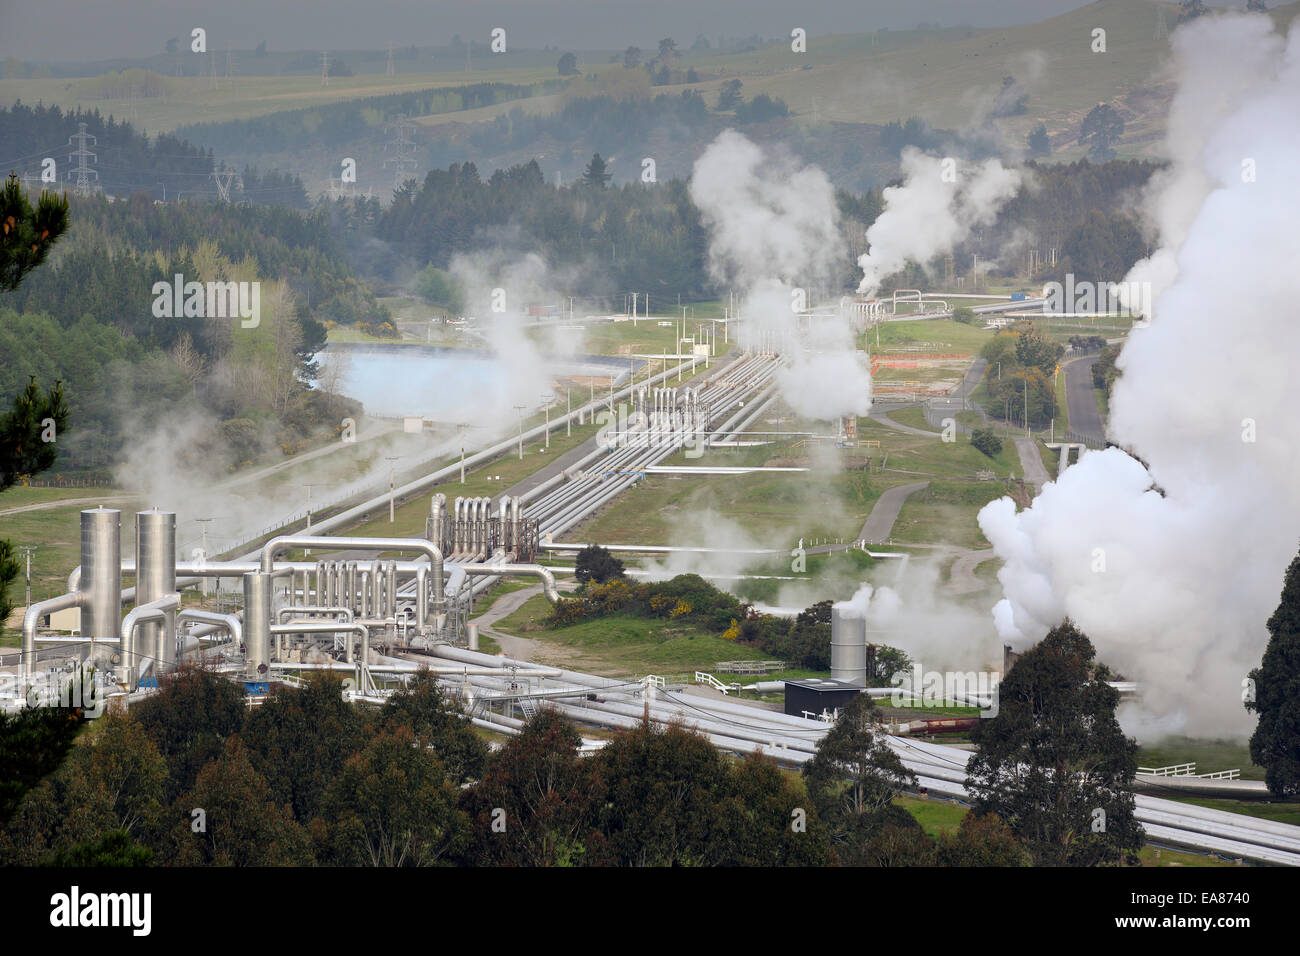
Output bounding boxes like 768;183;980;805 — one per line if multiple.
970;428;1002;458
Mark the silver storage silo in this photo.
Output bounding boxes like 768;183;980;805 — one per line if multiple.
243;571;272;680
830;604;868;685
82;509;123;678
136;510;176;676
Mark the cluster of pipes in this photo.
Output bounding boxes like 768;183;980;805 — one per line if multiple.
639;386;709;443
20;504;561;695
428;493;538;563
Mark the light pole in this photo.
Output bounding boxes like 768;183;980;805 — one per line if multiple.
385;456;401;522
513;405;526;459
194;518;215;606
17;545;35;608
303;483;324;555
541;393;553;449
566;388;572;437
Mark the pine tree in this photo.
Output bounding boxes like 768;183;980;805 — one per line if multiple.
1247;545;1300;796
581;153;612;188
0;172;69;291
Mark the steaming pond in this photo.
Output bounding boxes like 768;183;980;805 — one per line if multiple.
314;344;636;421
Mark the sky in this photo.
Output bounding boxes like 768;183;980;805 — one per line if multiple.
0;0;1099;62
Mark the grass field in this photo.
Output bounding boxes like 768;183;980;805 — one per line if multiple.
0;68;562;135
494;593;767;675
1136;739;1262;781
871;318;993;354
0;490;144;619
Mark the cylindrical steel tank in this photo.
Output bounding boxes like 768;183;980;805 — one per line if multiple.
81;508;121;645
135;509;176;674
242;571;272;679
830;605;867;684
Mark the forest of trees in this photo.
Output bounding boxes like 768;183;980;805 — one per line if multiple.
174;81;565;156
0;192;380;473
0;666;1045;867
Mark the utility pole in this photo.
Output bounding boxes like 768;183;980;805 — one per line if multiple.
303;483;324;555
541;394;552;448
513;405;526;459
566;389;572;437
17;545;35;608
195;518;215;606
385;456;401;522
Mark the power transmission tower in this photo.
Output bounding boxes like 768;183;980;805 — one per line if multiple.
321;50;330;86
66;122;99;197
1155;7;1168;41
209;50;219;89
211;168;237;202
386;40;396;75
383;115;419;191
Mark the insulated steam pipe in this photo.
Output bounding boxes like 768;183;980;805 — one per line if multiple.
259;535;445;601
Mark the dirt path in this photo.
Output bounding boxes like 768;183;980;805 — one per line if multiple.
469;581;584;667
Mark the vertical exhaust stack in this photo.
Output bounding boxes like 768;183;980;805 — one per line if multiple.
81;509;124;680
135;510;177;676
242;571;272;681
830;605;868;685
430;493;446;551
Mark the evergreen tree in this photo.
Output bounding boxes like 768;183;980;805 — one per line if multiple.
1079;104;1125;162
802;693;918;864
1246;544;1300;796
965;620;1144;866
0;172;69;291
574;543;624;584
581;153;612;188
557;52;579;76
1027;122;1050;157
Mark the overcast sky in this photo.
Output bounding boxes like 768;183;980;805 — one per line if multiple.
0;0;1100;62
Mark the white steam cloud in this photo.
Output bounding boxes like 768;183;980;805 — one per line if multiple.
978;13;1300;739
856;148;1021;297
689;130;871;420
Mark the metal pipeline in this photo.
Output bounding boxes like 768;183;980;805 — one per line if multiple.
270;621;370;667
453;497;464;555
120;593;181;688
258;535;445;603
21;592;81;681
459;563;561;603
276;606;354;623
415;565;428;627
176;609;242;647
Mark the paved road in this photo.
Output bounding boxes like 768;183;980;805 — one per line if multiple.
859;481;930;544
866;406;938;437
1063;354;1105;439
946;548;997;595
1013;437;1050;488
